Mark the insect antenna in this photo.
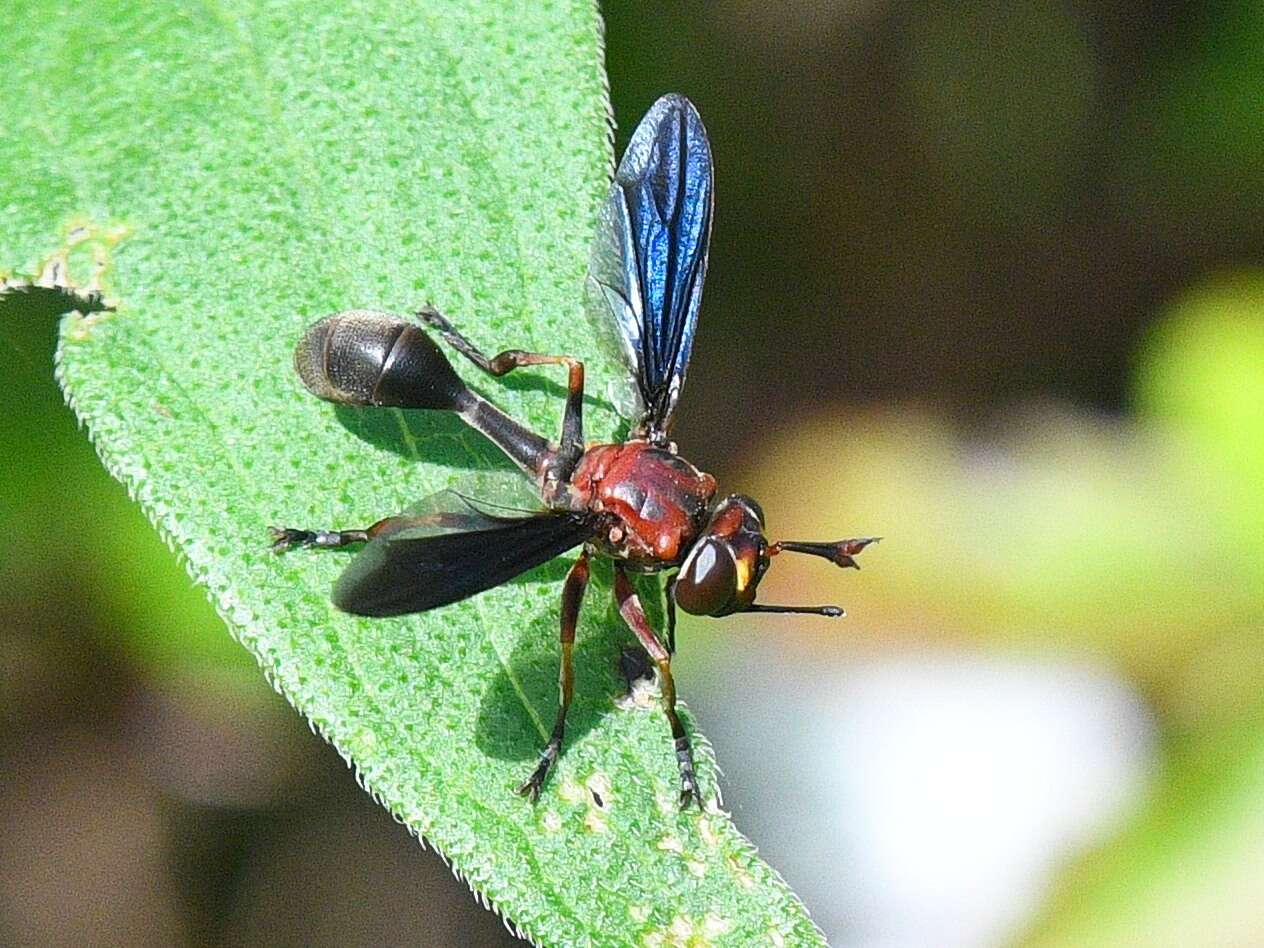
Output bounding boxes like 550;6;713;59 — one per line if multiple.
743;603;844;617
769;537;880;570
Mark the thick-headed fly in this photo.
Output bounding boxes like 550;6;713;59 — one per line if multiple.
271;95;876;808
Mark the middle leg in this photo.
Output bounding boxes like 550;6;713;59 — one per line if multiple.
613;566;700;808
517;550;591;802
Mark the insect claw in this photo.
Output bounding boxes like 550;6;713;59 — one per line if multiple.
516;752;556;803
515;774;543;803
268;526;313;553
678;781;702;810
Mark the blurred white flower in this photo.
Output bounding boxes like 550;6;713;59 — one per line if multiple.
683;644;1156;947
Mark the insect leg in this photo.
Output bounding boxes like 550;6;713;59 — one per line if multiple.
268;516;408;553
517;550;591;802
665;575;678;656
419;306;584;463
613;567;700;809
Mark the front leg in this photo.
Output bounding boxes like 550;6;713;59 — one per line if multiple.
613;567;700;809
268;510;480;553
269;516;407;552
665;575;678;656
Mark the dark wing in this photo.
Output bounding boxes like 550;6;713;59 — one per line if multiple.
586;93;714;437
332;495;597;617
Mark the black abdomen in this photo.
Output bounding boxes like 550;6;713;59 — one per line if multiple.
294;311;469;410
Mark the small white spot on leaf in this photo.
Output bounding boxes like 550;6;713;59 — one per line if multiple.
668;915;693;940
583;807;607;834
697;815;720;849
657;834;684;855
726;855;755;891
655;790;678;816
701;914;732;938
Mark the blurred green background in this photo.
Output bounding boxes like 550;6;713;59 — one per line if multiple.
4;1;1263;945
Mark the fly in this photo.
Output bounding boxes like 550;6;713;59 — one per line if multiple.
270;94;877;808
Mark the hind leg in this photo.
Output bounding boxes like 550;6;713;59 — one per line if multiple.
418;306;585;467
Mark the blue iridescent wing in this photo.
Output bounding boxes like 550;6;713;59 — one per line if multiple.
586;94;714;437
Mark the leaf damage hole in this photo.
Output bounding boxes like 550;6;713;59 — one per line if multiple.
725;854;756;891
657;834;684;855
696;813;721;850
0;281;111;320
1;218;131;329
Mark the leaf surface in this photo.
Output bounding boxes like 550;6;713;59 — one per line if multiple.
0;1;825;944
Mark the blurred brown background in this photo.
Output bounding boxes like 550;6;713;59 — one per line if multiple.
4;1;1263;945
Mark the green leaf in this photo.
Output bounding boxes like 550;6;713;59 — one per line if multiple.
1;1;824;944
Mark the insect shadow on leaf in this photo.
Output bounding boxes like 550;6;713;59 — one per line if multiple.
333;402;519;471
460;360;619;415
475;565;636;764
475;566;677;773
330;371;621;466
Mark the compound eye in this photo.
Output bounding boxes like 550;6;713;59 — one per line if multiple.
674;538;738;616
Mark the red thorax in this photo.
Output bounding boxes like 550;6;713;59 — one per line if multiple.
568;441;717;570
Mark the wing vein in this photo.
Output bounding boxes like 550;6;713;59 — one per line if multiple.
584;94;713;437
